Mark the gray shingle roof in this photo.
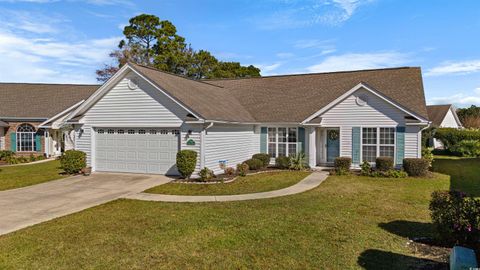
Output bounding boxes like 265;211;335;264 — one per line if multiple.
0;83;99;119
427;104;452;126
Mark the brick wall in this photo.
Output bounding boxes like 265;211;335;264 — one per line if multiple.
4;122;45;156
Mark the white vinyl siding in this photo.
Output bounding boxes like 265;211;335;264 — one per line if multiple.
319;88;418;159
181;123;202;174
204;124;259;175
0;128;4;150
440;109;460;128
80;72;187;127
405;126;421;158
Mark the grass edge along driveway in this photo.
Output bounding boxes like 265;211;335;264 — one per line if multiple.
0;160;65;191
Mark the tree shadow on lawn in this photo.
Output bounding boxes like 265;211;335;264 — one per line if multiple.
432;158;480;197
357;249;448;270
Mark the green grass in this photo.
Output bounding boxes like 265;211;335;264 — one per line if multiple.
0;172;450;269
145;171;311;195
432;157;480;197
0;160;65;191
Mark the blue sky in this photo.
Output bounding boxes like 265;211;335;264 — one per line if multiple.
0;0;479;107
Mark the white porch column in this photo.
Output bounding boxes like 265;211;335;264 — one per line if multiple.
308;127;316;168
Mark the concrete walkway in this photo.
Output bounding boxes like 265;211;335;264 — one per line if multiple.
0;173;171;235
124;171;328;202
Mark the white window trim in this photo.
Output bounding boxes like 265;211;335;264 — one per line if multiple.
16;124;36;152
267;127;299;158
360;126;396;164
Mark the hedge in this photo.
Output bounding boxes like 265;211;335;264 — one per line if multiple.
403;158;429;176
334;157;351;174
376;157;394;171
275;156;290;169
176;150;197;179
434;128;480;150
244;158;263;170
252;153;270;168
60;150;86;174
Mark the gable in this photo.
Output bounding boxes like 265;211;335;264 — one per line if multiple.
440;109;461;128
319;88;407;126
80;71;189;127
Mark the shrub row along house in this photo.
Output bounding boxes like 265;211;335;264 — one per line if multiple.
0;63;431;176
426;104;463;149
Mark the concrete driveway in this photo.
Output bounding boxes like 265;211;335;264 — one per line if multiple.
0;173;171;235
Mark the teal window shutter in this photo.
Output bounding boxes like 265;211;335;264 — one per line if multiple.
298;127;305;153
35;134;42;152
260;127;267;153
352;127;361;164
10;132;16;152
396;126;405;166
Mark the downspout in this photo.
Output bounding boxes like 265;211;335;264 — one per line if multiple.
199;122;214;169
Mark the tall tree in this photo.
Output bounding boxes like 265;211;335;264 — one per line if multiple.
457;105;480;128
96;14;261;82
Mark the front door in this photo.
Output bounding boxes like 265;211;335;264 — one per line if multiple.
326;129;340;163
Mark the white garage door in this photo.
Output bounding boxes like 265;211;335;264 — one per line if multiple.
95;128;179;175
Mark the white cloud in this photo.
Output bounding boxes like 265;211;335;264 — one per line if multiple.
255;0;374;29
0;9;63;34
254;62;282;76
276;52;295;58
425;60;480;76
306;52;411;73
429;90;480;107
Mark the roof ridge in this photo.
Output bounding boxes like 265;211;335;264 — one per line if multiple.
0;82;100;86
204;66;420;82
130;63;225;89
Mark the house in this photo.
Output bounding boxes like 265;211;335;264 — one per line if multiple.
0;63;430;176
0;83;99;156
426;104;463;148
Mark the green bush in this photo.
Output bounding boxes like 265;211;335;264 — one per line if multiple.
275;156;290;169
430;190;480;246
450;140;480;157
252;153;270;168
403;158;429;176
422;147;434;167
236;163;249;177
434;128;480;151
199;167;215;182
334;157;351;175
360;161;372;176
376;157;394;171
176;150;197;179
0;150;14;161
60;150;86;174
370;169;407;178
289;152;307;170
244;158;263;171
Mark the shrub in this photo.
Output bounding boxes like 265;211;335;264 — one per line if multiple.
289;152;307;170
430;190;480;246
275;156;290;169
252;153;270;168
60;150;86;174
451;140;480;157
434;128;480;151
403;158;429;177
199;167;215;182
224;167;235;176
176;150;197;179
382;169;408;178
422;147;434;167
0;150;14;161
334;157;351;175
29;154;36;162
360;161;372;176
236;163;249;177
376;157;394;171
244;158;263;171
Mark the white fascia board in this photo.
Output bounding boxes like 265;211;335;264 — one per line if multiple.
450;105;463;128
301;83;430;124
40;100;85;128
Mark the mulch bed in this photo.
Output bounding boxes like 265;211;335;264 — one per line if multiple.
172;167;293;184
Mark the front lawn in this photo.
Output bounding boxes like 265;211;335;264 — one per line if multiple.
145;171;311;195
0;160;65;191
0;172;450;269
432;157;480;197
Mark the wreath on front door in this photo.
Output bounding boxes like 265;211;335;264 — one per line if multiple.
328;130;339;141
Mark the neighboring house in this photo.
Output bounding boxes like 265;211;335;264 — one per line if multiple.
57;63;430;176
426;104;463;148
0;83;99;157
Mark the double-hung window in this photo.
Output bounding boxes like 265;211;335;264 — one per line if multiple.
267;127;298;158
361;127;395;163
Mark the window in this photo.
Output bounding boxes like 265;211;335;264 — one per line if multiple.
362;127;396;163
107;129;114;134
17;124;36;152
267;127;298;158
117;129;124;134
149;129;157;135
138;129;146;134
127;129;135;134
97;129;104;134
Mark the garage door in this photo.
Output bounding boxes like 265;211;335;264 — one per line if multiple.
95;128;179;174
